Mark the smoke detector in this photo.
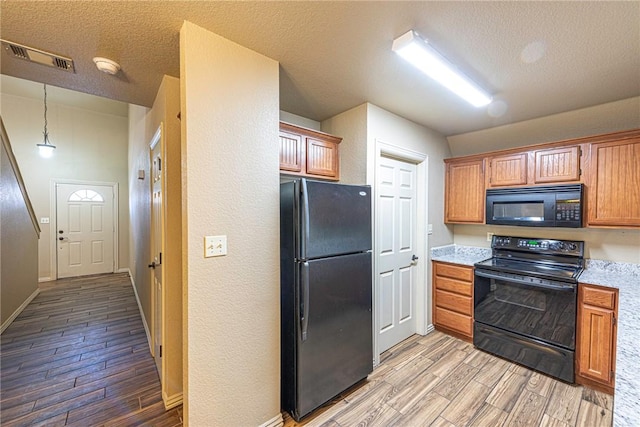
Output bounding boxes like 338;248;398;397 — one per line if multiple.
93;57;121;75
1;39;75;72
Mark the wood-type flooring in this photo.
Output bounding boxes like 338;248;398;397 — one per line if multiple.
0;273;182;426
284;331;613;427
2;273;612;426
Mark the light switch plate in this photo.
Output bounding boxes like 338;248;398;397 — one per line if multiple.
40;217;50;224
204;235;227;257
487;232;494;242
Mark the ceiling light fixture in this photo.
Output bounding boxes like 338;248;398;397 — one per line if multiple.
392;30;492;107
93;57;121;75
37;83;56;158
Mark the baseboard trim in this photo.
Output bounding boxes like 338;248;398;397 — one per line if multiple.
425;323;435;335
1;288;40;334
163;391;183;410
127;269;152;351
38;276;53;283
259;413;284;427
116;267;129;273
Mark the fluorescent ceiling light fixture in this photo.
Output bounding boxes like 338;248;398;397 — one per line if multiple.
392;30;492;107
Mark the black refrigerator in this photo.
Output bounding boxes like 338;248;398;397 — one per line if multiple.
280;178;373;421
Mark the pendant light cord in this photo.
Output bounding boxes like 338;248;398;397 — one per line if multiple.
43;83;49;142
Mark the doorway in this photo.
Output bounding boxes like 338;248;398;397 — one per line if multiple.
55;182;117;279
149;126;164;378
374;141;428;362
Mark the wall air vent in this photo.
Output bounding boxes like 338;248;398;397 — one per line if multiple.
1;39;75;73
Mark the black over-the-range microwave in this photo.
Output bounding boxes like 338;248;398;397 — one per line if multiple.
485;184;584;228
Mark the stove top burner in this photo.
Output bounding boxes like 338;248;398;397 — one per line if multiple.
474;257;581;281
474;235;585;282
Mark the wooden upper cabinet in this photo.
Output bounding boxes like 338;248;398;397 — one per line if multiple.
445;159;485;223
488;153;527;187
587;137;640;227
279;122;341;181
279;128;303;173
533;146;581;184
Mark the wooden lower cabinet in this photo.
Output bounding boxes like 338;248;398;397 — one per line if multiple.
432;261;474;341
576;283;618;394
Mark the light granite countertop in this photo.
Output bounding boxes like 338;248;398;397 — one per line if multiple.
430;245;640;427
430;244;491;266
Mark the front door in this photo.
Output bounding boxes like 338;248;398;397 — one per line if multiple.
377;156;418;353
150;129;163;378
56;183;114;278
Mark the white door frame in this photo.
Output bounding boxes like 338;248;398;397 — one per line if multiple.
149;125;163;367
373;139;428;366
50;179;119;280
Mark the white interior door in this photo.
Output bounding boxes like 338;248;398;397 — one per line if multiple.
56;183;114;278
150;130;163;378
377;156;418;353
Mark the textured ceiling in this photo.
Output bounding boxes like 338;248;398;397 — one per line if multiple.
1;1;639;136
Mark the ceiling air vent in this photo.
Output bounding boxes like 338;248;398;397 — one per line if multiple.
1;39;75;73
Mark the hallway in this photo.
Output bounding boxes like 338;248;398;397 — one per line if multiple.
0;273;182;426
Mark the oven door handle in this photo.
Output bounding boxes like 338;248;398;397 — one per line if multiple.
474;270;575;292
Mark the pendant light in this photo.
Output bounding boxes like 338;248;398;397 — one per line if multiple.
37;83;56;158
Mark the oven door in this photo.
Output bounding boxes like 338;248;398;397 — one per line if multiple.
473;269;577;350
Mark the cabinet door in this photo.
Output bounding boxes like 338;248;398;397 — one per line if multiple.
445;159;485;223
534;146;581;183
279;129;303;173
578;305;614;384
587;138;640;227
488;153;527;187
306;137;339;178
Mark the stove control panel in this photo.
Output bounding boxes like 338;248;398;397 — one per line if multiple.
491;235;584;256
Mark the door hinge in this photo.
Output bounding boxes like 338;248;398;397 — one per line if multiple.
612;314;616;326
159;345;162;357
159;252;162;265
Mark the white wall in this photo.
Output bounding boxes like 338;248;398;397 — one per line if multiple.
1;87;129;281
180;22;281;426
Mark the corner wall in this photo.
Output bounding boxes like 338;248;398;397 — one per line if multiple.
180;21;281;426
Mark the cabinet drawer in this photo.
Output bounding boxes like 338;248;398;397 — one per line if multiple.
435;290;472;315
435;276;472;297
435;307;472;337
582;285;616;310
434;263;473;282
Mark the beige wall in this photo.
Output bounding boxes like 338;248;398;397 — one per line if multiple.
180;22;281;425
366;103;453;249
128;75;183;405
128;104;152;328
1;88;129;281
321;103;368;185
1;125;39;329
446;97;640;263
280;110;321;131
447;96;640;157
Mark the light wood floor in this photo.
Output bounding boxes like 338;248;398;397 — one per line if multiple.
284;331;613;427
0;273;182;426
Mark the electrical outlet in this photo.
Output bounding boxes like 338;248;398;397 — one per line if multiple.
487;232;494;242
204;235;227;257
427;224;433;235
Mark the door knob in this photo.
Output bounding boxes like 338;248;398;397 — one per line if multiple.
148;262;156;269
412;255;419;261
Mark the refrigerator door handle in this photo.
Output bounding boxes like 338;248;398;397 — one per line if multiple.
300;178;310;260
301;261;310;341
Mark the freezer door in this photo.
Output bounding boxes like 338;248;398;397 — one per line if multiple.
300;179;371;260
295;252;373;420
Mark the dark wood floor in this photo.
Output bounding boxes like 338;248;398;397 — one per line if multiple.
284;332;613;427
0;273;182;426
